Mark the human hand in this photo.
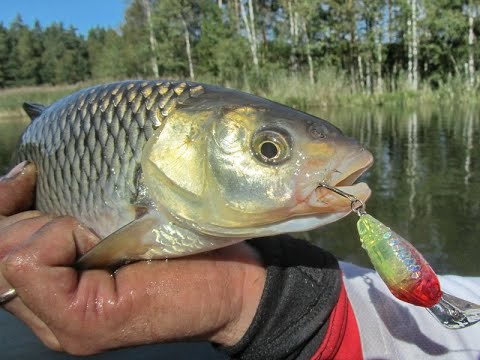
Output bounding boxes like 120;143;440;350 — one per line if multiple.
0;162;266;355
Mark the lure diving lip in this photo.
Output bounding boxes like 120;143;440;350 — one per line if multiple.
319;182;480;329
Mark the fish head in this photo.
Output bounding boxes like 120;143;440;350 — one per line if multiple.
142;90;373;238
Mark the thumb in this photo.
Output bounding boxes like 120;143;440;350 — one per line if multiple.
0;162;37;216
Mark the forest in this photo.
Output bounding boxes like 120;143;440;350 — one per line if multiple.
0;0;479;107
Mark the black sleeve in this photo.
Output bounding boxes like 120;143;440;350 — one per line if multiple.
217;235;341;360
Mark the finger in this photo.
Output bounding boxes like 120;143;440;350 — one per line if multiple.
0;215;52;259
0;210;43;230
2;217;117;355
0;213;61;350
2;216;102;315
0;162;37;217
0;211;98;258
0;216;98;352
1;285;61;351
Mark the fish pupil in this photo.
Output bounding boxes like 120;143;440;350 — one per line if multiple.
260;141;279;159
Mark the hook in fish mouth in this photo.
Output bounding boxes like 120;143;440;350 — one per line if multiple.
309;181;371;210
307;150;373;211
318;182;367;214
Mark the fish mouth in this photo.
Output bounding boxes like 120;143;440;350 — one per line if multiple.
307;148;373;211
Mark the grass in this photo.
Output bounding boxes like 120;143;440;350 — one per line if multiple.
1;70;479;120
257;69;480;111
0;83;86;120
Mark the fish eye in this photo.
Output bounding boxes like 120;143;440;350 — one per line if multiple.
260;141;279;159
252;129;291;165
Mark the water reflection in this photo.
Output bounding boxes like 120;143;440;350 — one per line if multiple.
0;105;479;275
464;111;474;186
407;111;418;220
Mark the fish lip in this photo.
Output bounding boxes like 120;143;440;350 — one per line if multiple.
329;148;374;187
307;148;373;209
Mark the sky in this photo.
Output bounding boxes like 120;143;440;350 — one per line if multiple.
0;0;127;36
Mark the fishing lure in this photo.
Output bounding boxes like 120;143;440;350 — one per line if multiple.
320;183;480;329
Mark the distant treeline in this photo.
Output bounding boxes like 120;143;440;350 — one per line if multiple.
1;0;479;97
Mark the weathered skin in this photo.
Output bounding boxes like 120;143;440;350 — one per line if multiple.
14;80;373;268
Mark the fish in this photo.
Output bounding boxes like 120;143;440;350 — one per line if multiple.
14;80;373;269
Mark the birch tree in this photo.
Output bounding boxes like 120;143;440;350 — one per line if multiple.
466;0;478;88
123;0;157;77
174;1;197;80
287;0;299;74
407;0;418;90
139;0;199;79
358;0;384;93
295;0;321;84
2;0;480;92
387;0;395;43
239;0;259;70
282;0;312;81
141;0;159;77
301;19;314;84
327;0;359;89
375;8;384;93
385;0;402;91
181;16;195;80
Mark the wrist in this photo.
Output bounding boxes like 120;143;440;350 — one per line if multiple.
208;244;266;346
218;236;342;360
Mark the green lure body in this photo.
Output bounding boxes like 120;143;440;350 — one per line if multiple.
357;214;442;307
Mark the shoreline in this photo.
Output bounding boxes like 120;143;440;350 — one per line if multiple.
1;78;479;121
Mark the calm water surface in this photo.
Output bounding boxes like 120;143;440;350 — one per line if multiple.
0;104;479;359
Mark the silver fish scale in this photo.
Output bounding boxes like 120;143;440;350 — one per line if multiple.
14;80;205;236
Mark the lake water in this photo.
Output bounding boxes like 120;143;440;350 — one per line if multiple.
0;104;479;358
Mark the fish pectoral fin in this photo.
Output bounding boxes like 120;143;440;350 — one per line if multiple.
75;211;242;270
75;213;163;270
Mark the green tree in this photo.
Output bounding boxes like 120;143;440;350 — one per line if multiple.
4;15;25;86
0;23;10;87
14;20;43;85
324;0;361;89
87;27;127;80
195;0;249;84
357;0;386;93
0;0;477;97
122;0;153;77
151;0;202;78
421;0;468;85
40;23;88;84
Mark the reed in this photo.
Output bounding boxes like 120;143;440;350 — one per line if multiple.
1;72;478;119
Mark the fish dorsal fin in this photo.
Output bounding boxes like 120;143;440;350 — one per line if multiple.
23;102;46;121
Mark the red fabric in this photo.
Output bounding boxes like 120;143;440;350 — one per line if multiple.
311;281;363;360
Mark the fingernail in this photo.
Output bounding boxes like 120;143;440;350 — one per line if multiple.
2;161;29;181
